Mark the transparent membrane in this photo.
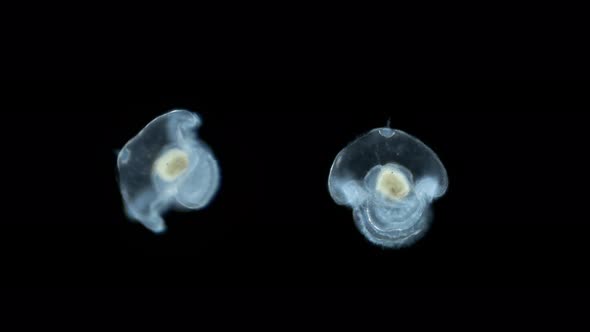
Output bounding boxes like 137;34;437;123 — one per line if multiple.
117;110;220;233
328;127;448;248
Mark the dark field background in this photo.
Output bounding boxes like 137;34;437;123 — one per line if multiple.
0;81;587;289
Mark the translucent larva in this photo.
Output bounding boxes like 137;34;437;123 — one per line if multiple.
117;110;220;233
328;127;448;248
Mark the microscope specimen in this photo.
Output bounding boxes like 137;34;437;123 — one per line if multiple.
117;110;220;233
328;127;448;248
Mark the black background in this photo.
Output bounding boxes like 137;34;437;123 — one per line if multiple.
0;2;588;327
1;81;588;290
